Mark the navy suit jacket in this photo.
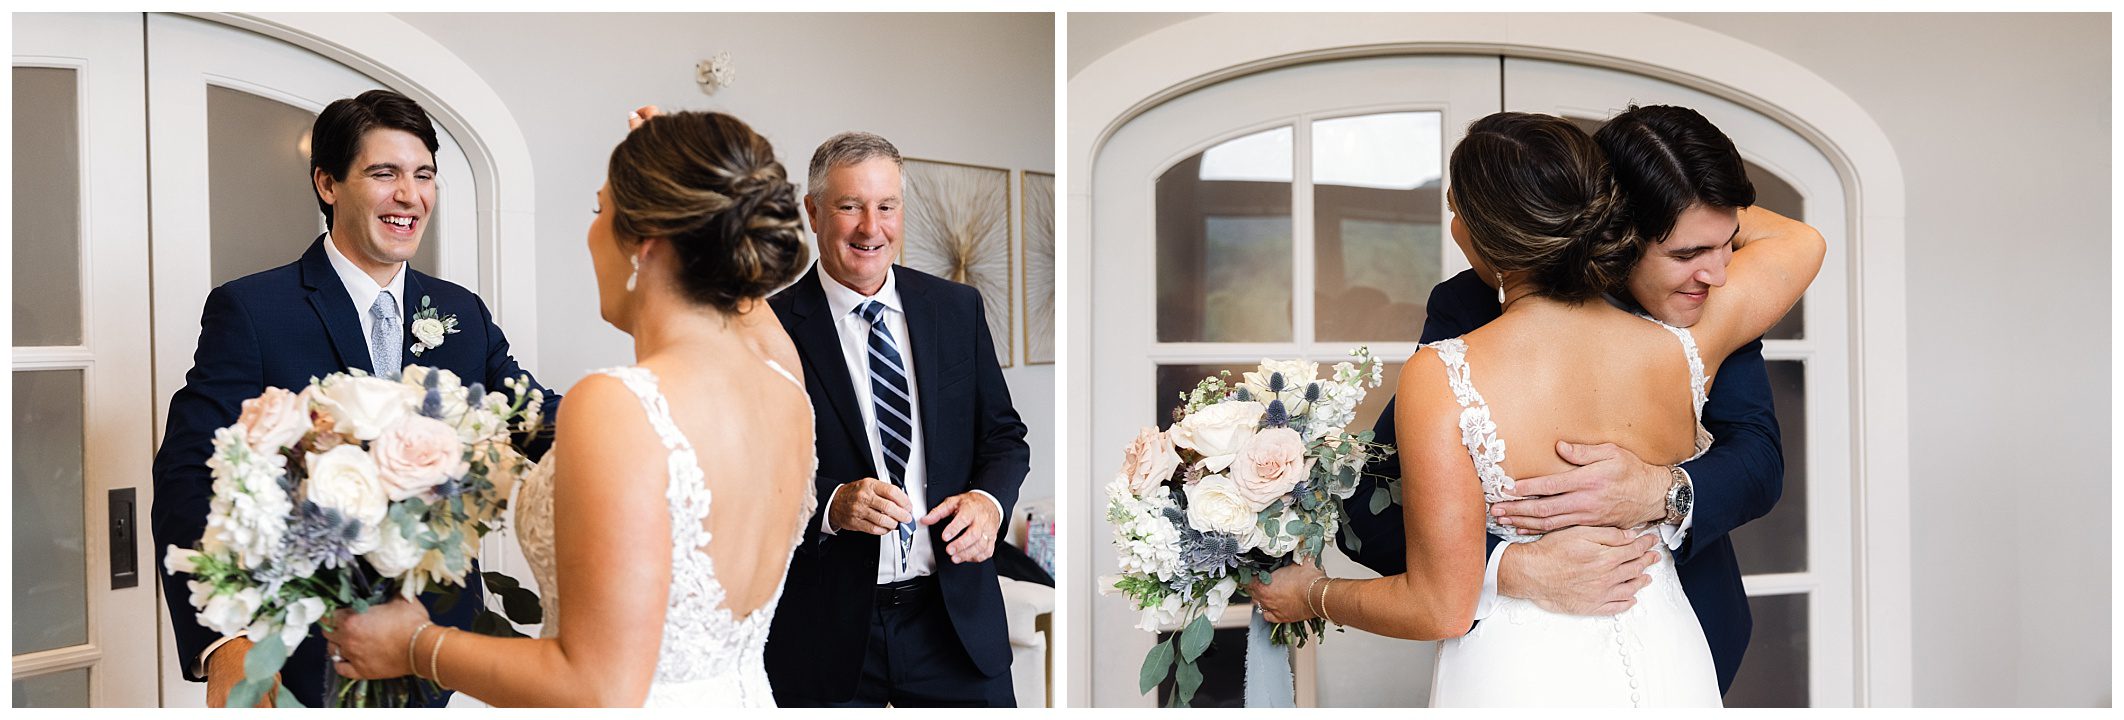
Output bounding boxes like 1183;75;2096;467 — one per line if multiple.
150;235;554;706
1339;268;1783;694
763;265;1030;703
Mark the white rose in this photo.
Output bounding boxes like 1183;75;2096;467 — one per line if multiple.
1171;401;1264;473
1229;427;1313;511
303;445;388;554
1183;474;1256;537
197;586;263;637
1241;359;1321;415
311;375;422;441
411;317;447;348
366;515;428;580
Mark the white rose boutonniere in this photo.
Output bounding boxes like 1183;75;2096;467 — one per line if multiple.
407;295;460;357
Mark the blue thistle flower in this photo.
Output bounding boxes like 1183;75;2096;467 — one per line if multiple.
1304;382;1322;404
1234;386;1252;402
1268;371;1286;393
1264;399;1289;428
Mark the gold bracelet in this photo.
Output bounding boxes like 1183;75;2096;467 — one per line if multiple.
407;622;434;680
1304;576;1329;619
1321;579;1337;626
429;628;452;690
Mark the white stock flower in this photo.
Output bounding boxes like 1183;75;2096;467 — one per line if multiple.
1171;401;1264;474
163;547;202;576
1107;476;1182;581
197;586;263;638
1183;474;1256;537
204;428;292;569
311;375;422;441
303;445;388;554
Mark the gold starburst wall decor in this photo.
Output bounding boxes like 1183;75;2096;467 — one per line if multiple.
1020;171;1055;365
901;158;1014;366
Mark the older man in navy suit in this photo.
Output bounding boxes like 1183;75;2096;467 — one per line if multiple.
1340;105;1786;695
765;131;1029;707
151;90;552;708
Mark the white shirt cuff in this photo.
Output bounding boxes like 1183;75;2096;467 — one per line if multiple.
968;489;1006;523
196;635;237;676
1471;541;1511;621
820;483;850;535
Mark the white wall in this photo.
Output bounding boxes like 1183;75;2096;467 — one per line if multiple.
1069;11;2111;708
393;13;1059;506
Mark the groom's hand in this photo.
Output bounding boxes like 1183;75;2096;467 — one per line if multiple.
203;638;277;708
830;478;914;535
1498;526;1660;616
921;493;1001;564
1490;440;1669;532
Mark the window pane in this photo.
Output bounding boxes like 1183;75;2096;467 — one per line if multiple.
1313;113;1442;342
12;370;88;655
1725;592;1809;707
1730;360;1807;575
1745;163;1804;340
207;86;440;287
1153;626;1248;707
1158;127;1293;342
11;668;88;708
13;67;84;347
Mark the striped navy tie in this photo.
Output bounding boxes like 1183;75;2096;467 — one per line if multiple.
858;300;916;570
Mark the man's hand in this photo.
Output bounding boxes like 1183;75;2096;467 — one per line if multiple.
829;477;914;535
1497;526;1661;616
203;637;277;708
920;492;1001;564
1491;441;1669;532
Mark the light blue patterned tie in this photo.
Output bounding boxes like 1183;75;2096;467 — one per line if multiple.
370;290;400;378
858;300;916;572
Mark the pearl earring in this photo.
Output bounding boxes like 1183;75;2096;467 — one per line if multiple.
626;256;640;292
1496;271;1505;305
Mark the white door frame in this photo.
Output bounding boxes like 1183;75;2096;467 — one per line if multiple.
1066;12;1912;707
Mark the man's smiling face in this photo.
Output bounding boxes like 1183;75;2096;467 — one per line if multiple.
317;127;435;272
1625;203;1738;327
804;157;903;296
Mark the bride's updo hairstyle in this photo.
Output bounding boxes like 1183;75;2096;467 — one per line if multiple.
1447;112;1637;303
1593;104;1756;245
607;111;808;313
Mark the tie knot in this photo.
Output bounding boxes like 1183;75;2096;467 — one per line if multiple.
372;290;399;320
857;300;888;324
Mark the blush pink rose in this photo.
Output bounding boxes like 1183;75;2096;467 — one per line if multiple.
370;415;468;501
1229;426;1313;511
235;387;310;452
1118;426;1183;497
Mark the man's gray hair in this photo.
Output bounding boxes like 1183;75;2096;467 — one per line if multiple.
806;131;903;200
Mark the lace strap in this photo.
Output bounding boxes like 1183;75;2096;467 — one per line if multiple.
590;366;695;453
1426;339;1528;543
1629;314;1709;422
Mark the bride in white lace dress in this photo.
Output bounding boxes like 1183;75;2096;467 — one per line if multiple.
328;109;817;707
1248;112;1822;706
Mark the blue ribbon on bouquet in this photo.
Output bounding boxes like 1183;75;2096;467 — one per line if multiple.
1242;605;1296;707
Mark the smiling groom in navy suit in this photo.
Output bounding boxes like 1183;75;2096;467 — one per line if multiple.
766;131;1030;707
150;89;553;708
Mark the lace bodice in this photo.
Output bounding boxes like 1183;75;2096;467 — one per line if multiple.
512;362;816;707
1430;314;1710;544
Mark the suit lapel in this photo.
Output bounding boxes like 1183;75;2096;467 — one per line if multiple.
400;271;426;369
789;269;875;471
299;235;375;375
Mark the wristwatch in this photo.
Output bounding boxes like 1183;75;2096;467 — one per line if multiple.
1663;465;1694;526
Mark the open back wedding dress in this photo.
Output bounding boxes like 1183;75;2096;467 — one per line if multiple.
513;363;815;707
1425;315;1722;707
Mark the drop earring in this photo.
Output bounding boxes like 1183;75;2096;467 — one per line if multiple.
1496;271;1505;306
626;256;640;292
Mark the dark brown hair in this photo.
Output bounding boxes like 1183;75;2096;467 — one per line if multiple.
1447;112;1637;302
1594;104;1756;245
607;111;808;313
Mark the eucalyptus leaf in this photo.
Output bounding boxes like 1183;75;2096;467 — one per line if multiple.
273;682;302;708
227;677;269;709
1139;638;1175;695
1285;519;1305;534
1175;657;1204;707
1369;486;1393;515
1178;614;1213;661
244;632;289;681
1341;520;1362;553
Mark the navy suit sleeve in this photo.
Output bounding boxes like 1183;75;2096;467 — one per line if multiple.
470;295;560;459
1672;338;1783;566
965;292;1029;517
150;287;265;681
1339;272;1493;576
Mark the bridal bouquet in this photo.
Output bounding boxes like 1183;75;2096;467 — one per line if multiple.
1105;348;1393;707
162;366;546;707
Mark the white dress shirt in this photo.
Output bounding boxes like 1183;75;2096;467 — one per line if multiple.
197;235;408;673
322;233;407;353
813;266;1002;584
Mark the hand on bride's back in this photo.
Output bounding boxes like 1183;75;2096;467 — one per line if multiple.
1498;526;1661;616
